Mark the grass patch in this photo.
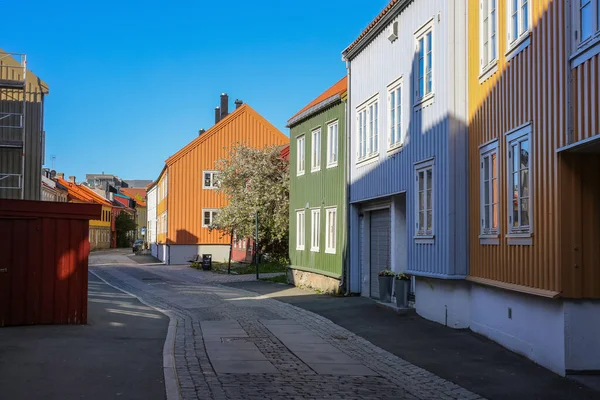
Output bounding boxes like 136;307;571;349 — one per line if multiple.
192;260;288;275
261;275;288;284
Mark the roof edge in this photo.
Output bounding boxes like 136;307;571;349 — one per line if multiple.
287;93;345;128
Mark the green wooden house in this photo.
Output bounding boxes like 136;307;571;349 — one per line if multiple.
287;78;347;293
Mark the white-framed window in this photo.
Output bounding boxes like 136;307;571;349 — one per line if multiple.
480;141;499;237
296;210;305;250
297;135;305;176
203;171;219;189
327;121;338;168
388;79;403;148
311;128;321;172
415;20;434;102
325;207;337;254
573;0;600;47
202;209;218;228
506;124;532;237
415;159;434;238
310;208;321;252
480;0;498;71
356;96;379;161
507;0;530;47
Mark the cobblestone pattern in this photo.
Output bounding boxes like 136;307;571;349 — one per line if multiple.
89;253;484;400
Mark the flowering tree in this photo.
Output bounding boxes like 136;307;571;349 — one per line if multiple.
212;144;289;260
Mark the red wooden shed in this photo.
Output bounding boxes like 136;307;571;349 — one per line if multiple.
0;199;101;326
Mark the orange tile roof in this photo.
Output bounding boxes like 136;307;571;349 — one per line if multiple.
57;178;112;207
78;184;114;207
288;77;347;124
343;0;399;57
120;188;147;207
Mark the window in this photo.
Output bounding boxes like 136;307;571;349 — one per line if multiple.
415;21;434;102
506;124;532;237
203;171;219;189
508;0;530;47
202;209;218;228
311;208;321;251
388;81;403;148
480;0;498;71
311;128;321;172
327;121;338;168
357;96;379;161
296;210;305;250
325;207;337;254
574;0;600;46
415;160;434;238
297;135;305;176
480;141;499;237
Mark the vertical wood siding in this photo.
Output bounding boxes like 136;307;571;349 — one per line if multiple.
289;101;346;278
572;54;600;143
348;0;469;278
468;0;568;292
166;106;288;246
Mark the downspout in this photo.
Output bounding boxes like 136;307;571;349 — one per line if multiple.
344;59;352;296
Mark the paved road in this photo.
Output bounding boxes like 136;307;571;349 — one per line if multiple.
0;272;167;400
90;250;482;400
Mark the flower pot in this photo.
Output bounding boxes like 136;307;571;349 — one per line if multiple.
378;276;394;303
395;279;410;308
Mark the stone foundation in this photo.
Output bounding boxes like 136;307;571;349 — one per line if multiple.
287;268;342;294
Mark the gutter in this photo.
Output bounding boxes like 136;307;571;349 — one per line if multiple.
344;60;352;296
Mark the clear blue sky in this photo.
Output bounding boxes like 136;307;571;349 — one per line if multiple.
4;0;388;182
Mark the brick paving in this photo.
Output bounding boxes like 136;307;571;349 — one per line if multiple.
89;251;484;400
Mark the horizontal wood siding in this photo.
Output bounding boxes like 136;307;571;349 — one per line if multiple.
468;0;566;292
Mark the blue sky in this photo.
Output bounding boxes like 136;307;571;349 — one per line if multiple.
3;0;389;182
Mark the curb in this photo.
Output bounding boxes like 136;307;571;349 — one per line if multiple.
89;270;182;400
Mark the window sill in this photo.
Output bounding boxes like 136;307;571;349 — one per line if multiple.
326;162;338;169
387;143;404;156
479;61;499;84
414;93;435;110
297;172;305;177
310;247;319;253
414;235;435;244
325;249;336;255
296;246;305;251
506;233;532;246
311;167;321;173
571;33;600;68
356;153;379;167
479;234;499;245
506;32;531;62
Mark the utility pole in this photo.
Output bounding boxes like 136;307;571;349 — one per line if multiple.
255;211;259;280
227;228;234;274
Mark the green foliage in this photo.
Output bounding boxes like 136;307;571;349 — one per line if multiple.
115;213;136;248
212;144;290;260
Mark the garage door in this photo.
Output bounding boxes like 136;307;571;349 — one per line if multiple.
370;209;391;299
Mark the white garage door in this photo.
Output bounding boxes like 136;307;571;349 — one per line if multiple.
370;209;391;299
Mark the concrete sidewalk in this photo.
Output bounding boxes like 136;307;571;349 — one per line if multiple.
225;280;600;400
0;273;168;400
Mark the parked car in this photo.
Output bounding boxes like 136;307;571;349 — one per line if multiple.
132;239;144;253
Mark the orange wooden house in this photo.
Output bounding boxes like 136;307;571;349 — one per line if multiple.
151;94;288;264
467;0;600;375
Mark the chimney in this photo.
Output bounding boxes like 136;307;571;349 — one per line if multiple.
235;99;243;109
220;93;229;119
69;176;76;184
57;172;64;179
198;128;206;136
215;106;221;124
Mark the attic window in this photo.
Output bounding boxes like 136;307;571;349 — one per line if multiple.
388;22;399;42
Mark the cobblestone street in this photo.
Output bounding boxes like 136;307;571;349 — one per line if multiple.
90;250;484;400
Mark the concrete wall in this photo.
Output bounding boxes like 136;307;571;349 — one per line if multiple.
167;244;230;265
288;268;341;294
415;277;470;329
564;300;600;372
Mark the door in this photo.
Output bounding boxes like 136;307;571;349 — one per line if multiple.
369;209;391;299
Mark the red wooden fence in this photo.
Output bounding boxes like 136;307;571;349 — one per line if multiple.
0;199;101;326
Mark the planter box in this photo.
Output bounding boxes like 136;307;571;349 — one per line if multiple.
395;279;410;308
378;276;394;303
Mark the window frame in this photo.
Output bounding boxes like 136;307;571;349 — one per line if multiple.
310;208;321;252
387;77;404;151
311;128;322;172
505;123;533;243
296;209;305;250
571;0;600;66
202;170;219;189
296;135;306;176
326;120;339;168
479;140;500;242
325;207;337;254
356;94;380;163
506;0;532;56
414;19;435;107
202;209;219;228
480;0;499;75
414;159;435;242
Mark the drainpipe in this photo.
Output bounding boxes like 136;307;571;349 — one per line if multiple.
344;59;352;296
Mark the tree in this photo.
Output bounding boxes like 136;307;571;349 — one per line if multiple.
212;144;289;260
115;212;137;248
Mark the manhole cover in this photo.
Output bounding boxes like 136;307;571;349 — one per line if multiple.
332;335;348;340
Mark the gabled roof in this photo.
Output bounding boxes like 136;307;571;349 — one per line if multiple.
287;77;347;127
120;188;147;207
165;103;288;166
77;183;113;207
56;177;111;206
342;0;402;60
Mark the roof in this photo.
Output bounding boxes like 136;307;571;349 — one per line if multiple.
56;178;112;206
280;144;290;161
120;188;147;207
342;0;401;59
166;103;288;166
0;48;49;94
287;77;347;126
124;179;152;188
